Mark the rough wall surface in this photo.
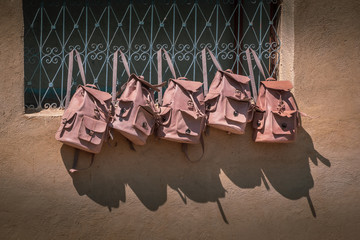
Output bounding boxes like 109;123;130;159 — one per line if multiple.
0;0;359;239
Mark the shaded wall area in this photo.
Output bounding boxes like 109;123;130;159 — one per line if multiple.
0;0;359;239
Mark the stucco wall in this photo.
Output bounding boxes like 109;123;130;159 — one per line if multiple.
0;0;359;239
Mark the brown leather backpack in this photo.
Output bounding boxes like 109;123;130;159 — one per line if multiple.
246;48;299;143
156;49;206;146
202;48;256;134
111;50;164;145
55;50;112;171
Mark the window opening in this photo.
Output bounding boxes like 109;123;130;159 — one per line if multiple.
23;0;281;111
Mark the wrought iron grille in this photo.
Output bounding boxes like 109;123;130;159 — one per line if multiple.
23;0;281;110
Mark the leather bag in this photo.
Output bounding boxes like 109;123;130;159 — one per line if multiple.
246;48;300;143
156;49;206;145
55;50;112;170
202;48;256;134
110;50;164;145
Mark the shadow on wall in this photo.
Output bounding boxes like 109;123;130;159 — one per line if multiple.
61;126;330;221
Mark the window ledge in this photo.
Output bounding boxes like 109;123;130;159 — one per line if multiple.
24;109;64;117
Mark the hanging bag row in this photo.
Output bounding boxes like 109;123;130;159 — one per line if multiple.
56;47;303;172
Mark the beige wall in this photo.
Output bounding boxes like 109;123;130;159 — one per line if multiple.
1;0;359;239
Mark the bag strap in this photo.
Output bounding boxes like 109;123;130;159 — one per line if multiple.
65;50;86;109
201;47;222;95
69;149;95;173
157;48;176;103
181;134;205;163
112;49;131;103
246;48;267;102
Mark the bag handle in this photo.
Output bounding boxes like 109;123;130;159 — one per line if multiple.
201;47;222;95
112;49;131;103
65;50;86;109
246;48;267;102
157;48;177;103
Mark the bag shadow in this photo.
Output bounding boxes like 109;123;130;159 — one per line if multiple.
60;126;329;219
217;126;330;218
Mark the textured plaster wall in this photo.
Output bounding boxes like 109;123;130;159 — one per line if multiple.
0;0;359;239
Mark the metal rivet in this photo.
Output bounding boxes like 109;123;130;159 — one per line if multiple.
233;111;239;117
257;120;261;126
182;22;186;27
185;129;191;135
89;130;94;136
281;123;287;128
118;22;122;27
160;23;164;27
142;122;148;129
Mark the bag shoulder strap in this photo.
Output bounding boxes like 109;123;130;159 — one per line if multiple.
246;48;267;102
157;48;176;103
65;50;86;109
202;47;222;95
112;49;131;103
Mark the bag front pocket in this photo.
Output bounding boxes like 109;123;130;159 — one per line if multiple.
133;106;155;136
176;110;205;137
225;96;250;123
116;100;133;120
271;110;297;135
78;115;107;145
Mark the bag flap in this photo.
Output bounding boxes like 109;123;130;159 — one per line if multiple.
205;92;220;101
221;70;250;84
133;106;155;136
159;107;172;126
172;78;203;92
271;110;297;135
81;115;107;133
117;100;134;119
130;74;162;92
226;95;252;102
225;97;249;123
261;81;293;91
176;110;205;137
82;86;112;103
271;110;297;117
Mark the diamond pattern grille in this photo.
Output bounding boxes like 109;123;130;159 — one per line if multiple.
23;0;281;110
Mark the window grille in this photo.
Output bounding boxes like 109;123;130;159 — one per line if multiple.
23;0;281;110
